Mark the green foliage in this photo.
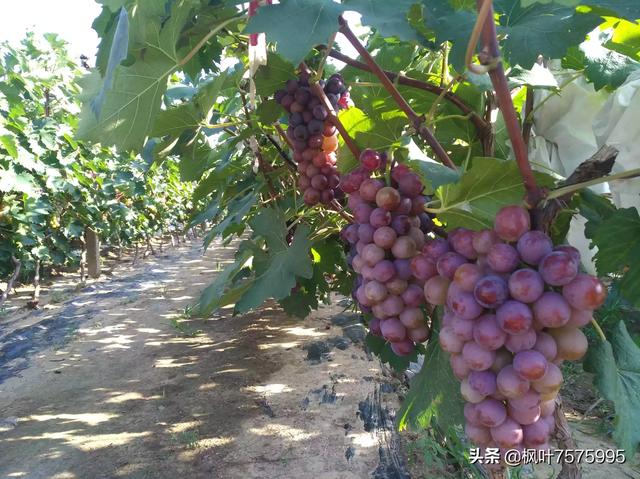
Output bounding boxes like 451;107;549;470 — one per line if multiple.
397;327;465;432
584;321;640;459
587;207;640;307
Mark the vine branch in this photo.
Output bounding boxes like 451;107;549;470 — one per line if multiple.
337;18;457;170
473;0;541;206
319;47;490;139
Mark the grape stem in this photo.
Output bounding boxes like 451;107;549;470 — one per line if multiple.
472;0;542;207
337;18;457;171
299;63;362;159
319;47;491;140
590;318;607;343
274;123;294;149
545;167;640;201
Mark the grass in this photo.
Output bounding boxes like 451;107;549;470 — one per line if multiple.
169;308;202;337
49;290;71;304
171;429;200;449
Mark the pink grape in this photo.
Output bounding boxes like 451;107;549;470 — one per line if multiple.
533;332;558;361
369;317;382;336
461;377;487;403
496;300;533;335
562;274;607;310
373;226;397;249
447;284;483;320
449;228;478;260
362;243;386;266
487;243;520;273
401;284;424;307
386;278;408;295
369;207;392;228
539;251;578;286
474;275;509;308
390;338;415;356
513;350;548;381
364;280;388;302
440;326;464;353
517;231;553;265
469;370;498;396
476;398;507;427
473;314;507;350
408;325;429;343
462;342;496;371
473;229;500;255
508;403;541;425
353;203;373;223
539;399;555;417
465;423;492;446
464;402;482;426
504;328;537;353
532;292;571;328
494;205;530;242
394;258;412;280
452;316;475;341
391;215;411;235
398;173;424;198
451;353;471;380
490;418;524;448
531;362;563;395
548;326;588;361
359;178;384;201
380;317;406;342
359;149;383;171
497;365;530;398
381;295;404;316
523;418;550;447
376;187;401;211
411;254;438;280
391;236;417;259
399;307;423;328
423;238;450;260
436;252;468;279
508;268;544;303
454;263;483;292
424;276;450;305
373;260;396;282
555;244;580;262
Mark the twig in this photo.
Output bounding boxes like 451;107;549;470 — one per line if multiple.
330;199;354;223
320;47;490;139
0;256;21;307
474;0;540;206
265;133;296;170
545;167;639;201
337;18;457;170
299;63;362;159
536;145;618;232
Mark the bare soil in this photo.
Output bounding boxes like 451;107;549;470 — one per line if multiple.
0;240;402;479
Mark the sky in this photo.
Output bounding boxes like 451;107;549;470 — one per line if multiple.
0;0;102;59
0;1;363;64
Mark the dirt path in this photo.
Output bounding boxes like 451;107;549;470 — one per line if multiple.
0;240;404;479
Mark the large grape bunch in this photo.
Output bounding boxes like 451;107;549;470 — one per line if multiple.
274;73;350;206
424;205;606;455
341;152;436;356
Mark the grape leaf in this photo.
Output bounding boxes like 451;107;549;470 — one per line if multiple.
583;321;640;459
563;26;640;91
409;159;462;191
436;157;553;230
397;335;464;431
235;208;314;312
253;52;296;98
495;0;601;68
344;0;422;42
589;207;640;307
254;99;283;125
244;0;346;65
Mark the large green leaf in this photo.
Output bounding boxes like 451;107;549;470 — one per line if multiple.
235;208;314;312
253;52;296;98
435;157;553;230
589;207;640;307
584;321;640;459
344;0;421;42
365;333;419;372
78;0;235;151
495;0;602;67
245;0;345;65
397;334;464;431
563;42;640;91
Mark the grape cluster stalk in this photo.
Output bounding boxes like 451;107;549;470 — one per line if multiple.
275;73;350;205
422;205;606;456
341;150;436;356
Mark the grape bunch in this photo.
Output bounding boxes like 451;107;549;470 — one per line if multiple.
341;151;435;356
274;73;349;206
424;205;606;456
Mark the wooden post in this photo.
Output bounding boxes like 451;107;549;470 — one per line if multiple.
85;227;101;278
